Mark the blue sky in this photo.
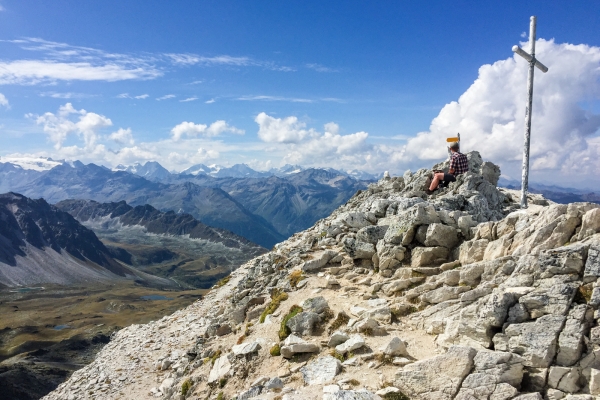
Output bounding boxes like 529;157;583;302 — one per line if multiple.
1;1;600;187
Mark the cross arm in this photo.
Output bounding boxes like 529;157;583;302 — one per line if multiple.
512;45;549;73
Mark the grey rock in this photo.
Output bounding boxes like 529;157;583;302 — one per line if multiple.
411;246;449;267
232;341;261;356
356;225;388;244
335;334;365;354
394;346;477;400
300;355;342;385
302;250;338;272
208;354;232;383
424;223;459;249
323;390;379;400
537;244;589;278
583;246;600;282
301;296;329;314
556;305;588;366
493;315;566;368
328;331;350;348
380;337;408;357
280;334;319;358
286;311;321;336
237;386;262;400
264;377;283;390
480;161;501;186
343;238;376;259
548;366;581;393
335;212;373;229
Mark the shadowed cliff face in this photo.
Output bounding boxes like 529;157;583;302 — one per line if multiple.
0;192;127;276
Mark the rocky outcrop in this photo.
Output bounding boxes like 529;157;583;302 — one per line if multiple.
44;152;600;400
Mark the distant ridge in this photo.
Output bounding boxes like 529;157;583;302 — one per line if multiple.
0;192;174;288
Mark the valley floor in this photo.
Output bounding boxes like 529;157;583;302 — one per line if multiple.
0;283;206;400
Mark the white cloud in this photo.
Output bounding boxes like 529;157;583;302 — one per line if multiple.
156;94;176;101
254;113;372;167
40;92;93;99
197;147;220;160
305;63;338;72
205;99;215;104
109;128;134;145
134;94;149;99
180;97;198;102
171;122;207;141
0;60;159;85
0;93;8;108
255;113;316;143
401;39;600;181
238;95;313;103
189;80;203;85
171;120;244;141
30;103;113;150
118;93;149;99
117;93;129;98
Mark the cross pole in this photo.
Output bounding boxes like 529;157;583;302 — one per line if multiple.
512;16;549;209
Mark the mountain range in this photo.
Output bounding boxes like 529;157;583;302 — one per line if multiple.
55;199;266;288
498;177;600;204
0;158;371;247
0;192;174;288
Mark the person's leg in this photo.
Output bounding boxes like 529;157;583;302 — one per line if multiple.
429;172;445;191
443;173;456;184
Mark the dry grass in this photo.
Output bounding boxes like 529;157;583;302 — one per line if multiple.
289;270;306;288
215;275;231;287
270;344;281;356
328;311;350;333
575;284;593;304
181;379;192;396
259;289;289;323
279;305;303;340
210;349;222;365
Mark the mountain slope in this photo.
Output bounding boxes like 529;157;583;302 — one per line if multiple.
43;151;600;400
0;192;173;288
217;169;367;238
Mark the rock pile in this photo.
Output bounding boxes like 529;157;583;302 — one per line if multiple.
44;151;600;400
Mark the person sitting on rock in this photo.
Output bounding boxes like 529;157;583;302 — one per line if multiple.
426;141;468;194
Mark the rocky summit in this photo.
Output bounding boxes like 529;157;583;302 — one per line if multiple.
44;151;600;400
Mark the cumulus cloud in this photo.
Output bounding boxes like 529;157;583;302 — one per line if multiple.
30;103;113;150
109;128;134;145
255;112;316;143
171;120;244;141
0;93;8;108
255;112;372;166
401;39;600;181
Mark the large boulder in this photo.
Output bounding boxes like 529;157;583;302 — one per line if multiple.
394;346;477;400
343;238;376;259
411;246;449;267
424;223;460;249
300;355;342;385
356;225;388;244
280;334;320;358
493;315;566;368
286;311;321;336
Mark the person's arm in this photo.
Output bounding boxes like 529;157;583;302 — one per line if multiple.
449;156;456;175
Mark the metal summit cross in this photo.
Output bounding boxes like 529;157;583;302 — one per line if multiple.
512;16;549;209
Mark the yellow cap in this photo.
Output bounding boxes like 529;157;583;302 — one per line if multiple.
446;137;460;143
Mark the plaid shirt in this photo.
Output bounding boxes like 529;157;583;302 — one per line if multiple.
449;151;469;175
